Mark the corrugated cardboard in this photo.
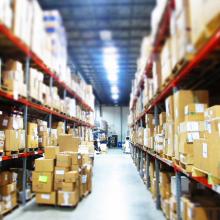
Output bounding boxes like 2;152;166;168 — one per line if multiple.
58;134;80;152
44;146;60;159
32;171;53;193
0;182;16;196
36;192;56;205
35;158;54;172
57;190;78;206
56;153;71;168
64;171;78;183
61;182;76;192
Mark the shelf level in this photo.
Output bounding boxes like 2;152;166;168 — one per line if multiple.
0;90;94;128
0;150;43;162
131;28;220;125
0;23;93;112
131;142;218;193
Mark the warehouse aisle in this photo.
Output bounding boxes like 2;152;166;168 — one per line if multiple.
5;149;164;220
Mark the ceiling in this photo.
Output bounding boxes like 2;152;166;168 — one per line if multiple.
39;0;155;105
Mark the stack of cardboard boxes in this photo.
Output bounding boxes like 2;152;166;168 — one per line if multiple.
33;134;93;206
0;113;25;152
0;171;18;214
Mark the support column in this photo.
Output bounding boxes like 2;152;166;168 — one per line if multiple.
176;172;182;220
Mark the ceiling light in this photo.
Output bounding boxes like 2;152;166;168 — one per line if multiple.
111;85;119;94
112;94;119;100
103;46;117;54
108;74;118;82
100;30;112;41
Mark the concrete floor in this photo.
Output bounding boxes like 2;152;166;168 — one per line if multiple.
5;149;164;220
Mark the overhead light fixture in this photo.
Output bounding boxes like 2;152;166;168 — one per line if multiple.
100;30;112;41
111;85;119;94
108;74;118;82
112;94;119;100
103;46;117;54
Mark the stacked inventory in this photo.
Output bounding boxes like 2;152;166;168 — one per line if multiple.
33;135;93;206
129;0;220;219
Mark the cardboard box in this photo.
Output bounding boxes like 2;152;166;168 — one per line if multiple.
28;122;38;135
58;135;80;152
71;152;81;165
187;200;220;220
54;167;69;182
56;153;71;168
36;192;56;205
0;171;12;186
58;190;78;206
44;146;60;159
193;139;211;173
61;182;76;192
0;182;16;196
64;171;78;183
32;172;53;193
71;164;80;171
4;129;19;151
35;158;54;172
165;95;174;122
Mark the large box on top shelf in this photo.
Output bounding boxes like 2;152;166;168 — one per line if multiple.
161;38;172;85
58;135;80;152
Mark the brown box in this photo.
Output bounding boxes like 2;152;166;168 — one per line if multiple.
0;182;16;196
27;122;38;135
71;165;80;171
32;172;53;193
61;182;76;192
35;158;54;172
58;190;78;206
71;152;81;165
36;192;56;205
4;129;19;151
193;139;210;173
54;181;63;191
44;146;60;159
165;95;174;122
64;171;78;183
54;167;69;182
0;171;12;186
56;153;71;168
58;134;80;152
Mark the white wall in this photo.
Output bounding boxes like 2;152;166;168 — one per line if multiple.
95;106;129;142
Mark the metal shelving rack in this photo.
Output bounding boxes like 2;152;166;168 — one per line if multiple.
0;23;95;205
129;1;220;220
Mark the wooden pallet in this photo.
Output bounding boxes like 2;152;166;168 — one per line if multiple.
172;57;190;76
163;154;172;161
179;161;193;173
26;147;39;152
5;148;25;156
192;166;208;177
1;204;18;216
29;96;42;105
172;157;179;166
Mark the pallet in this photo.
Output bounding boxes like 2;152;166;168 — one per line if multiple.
192;166;208;177
163;154;173;161
26;147;39;152
172;57;190;76
29;96;42;105
1;204;18;216
172;157;179;166
5;148;25;156
179;161;193;173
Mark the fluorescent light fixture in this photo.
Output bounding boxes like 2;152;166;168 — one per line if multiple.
108;74;118;82
103;46;117;54
112;94;119;100
100;30;112;41
111;85;119;94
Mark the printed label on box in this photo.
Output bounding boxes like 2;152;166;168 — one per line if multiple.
39;175;48;183
195;104;205;113
2;119;8;127
56;170;65;175
184;106;189;115
202;143;208;158
82;175;87;184
41;194;50;200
